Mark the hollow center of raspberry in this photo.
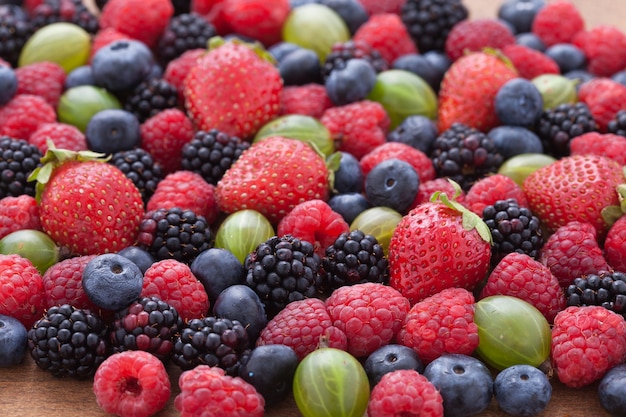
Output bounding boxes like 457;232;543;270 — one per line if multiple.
119;377;142;396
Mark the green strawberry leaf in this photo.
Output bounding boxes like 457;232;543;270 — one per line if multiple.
325;151;342;193
207;35;276;65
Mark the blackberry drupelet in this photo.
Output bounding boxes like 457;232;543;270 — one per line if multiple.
0;136;42;199
607;109;626;137
30;0;99;34
322;230;389;289
244;235;325;317
157;12;217;65
172;316;251;375
535;102;597;158
482;198;544;265
401;0;469;53
0;13;31;67
110;296;183;361
566;271;626;317
109;148;164;204
180;128;250;185
137;207;213;264
123;78;179;123
429;123;503;192
321;40;388;80
27;304;110;379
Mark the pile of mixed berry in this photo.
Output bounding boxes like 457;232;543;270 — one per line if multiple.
2;0;626;415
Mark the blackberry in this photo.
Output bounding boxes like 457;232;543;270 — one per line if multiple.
180;128;250;185
322;229;389;289
172;316;251;375
244;235;325;317
110;296;183;361
482;198;544;265
123;78;179;123
109;148;164;204
607;109;626;137
0;13;31;67
0;136;42;199
30;0;99;34
401;0;469;53
94;0;108;10
321;40;388;80
171;0;191;15
566;270;626;317
535;102;598;158
429;123;503;192
27;304;110;379
157;12;217;65
137;207;213;264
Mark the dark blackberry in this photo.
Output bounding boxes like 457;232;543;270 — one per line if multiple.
27;304;110;379
565;270;626;317
110;296;183;361
482;198;544;265
401;0;469;53
94;0;108;11
429;123;503;192
180;128;250;185
535;102;598;158
0;136;42;199
172;316;251;375
30;0;99;34
157;12;217;65
170;0;191;15
244;235;325;317
123;78;179;123
322;229;389;290
109;148;164;204
0;13;31;67
137;207;213;264
607;109;626;137
321;40;388;80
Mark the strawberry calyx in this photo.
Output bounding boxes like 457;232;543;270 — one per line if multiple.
480;47;517;74
207;35;276;65
325;151;342;194
430;179;493;244
601;167;626;227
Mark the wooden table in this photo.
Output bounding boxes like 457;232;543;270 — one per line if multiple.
1;0;624;416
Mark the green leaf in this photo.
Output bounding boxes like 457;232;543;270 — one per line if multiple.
325;151;342;193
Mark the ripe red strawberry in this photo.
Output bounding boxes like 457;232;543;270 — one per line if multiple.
501;44;560;80
437;51;518;133
464;174;528;216
572;25;626;77
184;39;283;140
531;0;585;47
99;0;174;48
445;18;516;62
216;136;329;224
352;13;418;65
579;78;626;132
221;0;290;47
163;49;206;103
280;84;333;119
605;215;626;273
569;132;626;165
413;178;466;209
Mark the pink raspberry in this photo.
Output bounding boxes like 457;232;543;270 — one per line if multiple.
352;13;418;65
0;94;56;141
360;142;436;184
531;0;585;47
99;0;174;48
280;84;333;119
15;61;66;108
572;25;626;77
464;174;529;216
28;122;88;154
0;195;41;240
163;48;206;103
412;178;466;209
445;18;516;62
42;255;100;311
0;254;45;328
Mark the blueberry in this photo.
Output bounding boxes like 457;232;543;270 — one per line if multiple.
423;354;494;417
392;54;441;92
564;69;595;89
64;65;95;89
82;253;144;311
0;314;27;367
498;0;546;34
279;48;323;86
325;58;377;106
365;159;419;214
333;151;363;194
613;70;626;87
488;126;543;159
190;247;246;306
515;32;546;51
494;78;544;126
387;115;438;154
422;51;452;82
0;65;17;106
117;246;155;274
328;193;371;224
91;39;154;93
364;344;424;387
598;363;626;417
269;42;302;63
213;284;267;344
86;109;141;154
239;344;299;406
545;43;587;73
317;0;369;35
494;364;552;416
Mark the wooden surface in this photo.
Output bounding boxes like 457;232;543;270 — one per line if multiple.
2;1;624;416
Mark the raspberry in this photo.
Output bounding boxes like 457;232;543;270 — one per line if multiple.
464;174;529;216
413;177;466;208
320;100;390;160
501;44;560;80
221;0;290;47
367;369;444;417
531;0;585;47
352;13;418;65
0;195;41;240
42;254;101;312
256;298;348;361
444;18;515;62
325;283;409;357
480;252;566;323
579;78;626;132
0;254;45;328
0;94;56;141
141;259;210;322
28;122;88;154
359;141;436;183
99;0;174;48
174;365;264;417
572;25;626;77
140;108;195;174
280;84;333;119
93;351;171;417
146;171;218;224
358;0;406;15
569;132;626;165
277;199;350;259
163;48;205;103
397;287;479;364
605;216;626;273
15;61;66;108
89;27;132;63
552;306;626;388
539;221;610;287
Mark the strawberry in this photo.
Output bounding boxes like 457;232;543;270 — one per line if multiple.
437;50;518;133
605;215;626;273
215;136;330;224
29;145;145;256
388;182;492;304
183;38;283;140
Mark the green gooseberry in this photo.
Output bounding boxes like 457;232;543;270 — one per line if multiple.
0;229;59;274
214;209;275;264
